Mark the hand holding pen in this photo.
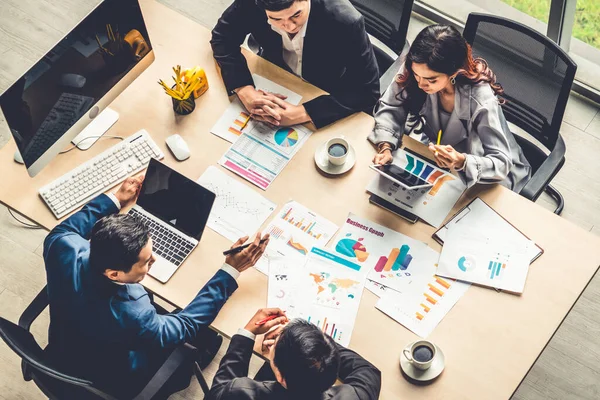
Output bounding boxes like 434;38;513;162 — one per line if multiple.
224;232;270;273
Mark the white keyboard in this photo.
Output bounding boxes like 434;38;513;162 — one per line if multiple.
39;129;164;219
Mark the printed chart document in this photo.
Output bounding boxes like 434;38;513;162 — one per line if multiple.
437;226;534;293
367;149;467;228
211;74;303;143
268;247;368;347
376;272;470;338
219;123;312;190
365;279;398;297
331;213;439;294
435;197;542;263
197;166;276;242
254;200;339;274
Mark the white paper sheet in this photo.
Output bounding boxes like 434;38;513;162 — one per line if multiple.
197;166;276;242
268;247;368;347
330;213;440;294
437;226;534;293
435;198;542;263
376;273;470;338
254;201;339;275
219;123;312;190
365;279;399;297
211;74;302;143
367;149;467;228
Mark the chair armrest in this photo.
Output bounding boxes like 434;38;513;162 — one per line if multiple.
520;135;566;201
132;344;196;400
379;41;409;94
18;286;49;331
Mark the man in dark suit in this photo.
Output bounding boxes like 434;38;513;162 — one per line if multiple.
210;0;380;129
208;309;381;399
43;175;269;398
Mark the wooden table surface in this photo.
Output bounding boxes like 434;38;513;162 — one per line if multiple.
0;1;599;399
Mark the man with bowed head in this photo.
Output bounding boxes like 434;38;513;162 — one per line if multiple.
43;175;269;397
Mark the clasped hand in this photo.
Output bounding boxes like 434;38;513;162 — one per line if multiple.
236;86;309;126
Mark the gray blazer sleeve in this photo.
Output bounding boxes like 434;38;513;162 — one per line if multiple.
460;99;513;187
368;75;408;150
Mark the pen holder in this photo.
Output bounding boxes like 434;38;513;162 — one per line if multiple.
171;87;196;115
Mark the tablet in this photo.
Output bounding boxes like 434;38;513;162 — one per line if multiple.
369;163;433;190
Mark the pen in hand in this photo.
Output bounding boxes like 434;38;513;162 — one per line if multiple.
223;238;269;256
239;114;251;132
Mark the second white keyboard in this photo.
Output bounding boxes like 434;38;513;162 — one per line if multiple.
39;129;164;219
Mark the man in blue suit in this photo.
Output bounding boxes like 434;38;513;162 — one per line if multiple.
43;176;268;398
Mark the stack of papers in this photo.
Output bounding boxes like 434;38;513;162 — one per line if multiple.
434;198;540;293
436;226;534;293
268;247;368;347
329;213;470;338
212;74;312;190
219;123;312;190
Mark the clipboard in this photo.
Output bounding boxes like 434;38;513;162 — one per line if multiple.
432;197;544;264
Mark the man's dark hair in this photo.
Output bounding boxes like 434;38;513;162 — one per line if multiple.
273;319;340;396
89;214;150;274
255;0;306;12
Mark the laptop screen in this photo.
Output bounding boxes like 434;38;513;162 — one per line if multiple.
136;159;215;240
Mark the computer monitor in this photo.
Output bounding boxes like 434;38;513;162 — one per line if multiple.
0;0;154;177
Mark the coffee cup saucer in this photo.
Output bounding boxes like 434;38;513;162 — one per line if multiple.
314;142;356;175
400;342;445;382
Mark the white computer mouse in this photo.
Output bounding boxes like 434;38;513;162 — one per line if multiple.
60;73;86;88
13;149;24;164
165;134;190;161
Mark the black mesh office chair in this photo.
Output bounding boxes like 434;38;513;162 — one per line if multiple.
463;13;577;214
350;0;413;89
0;286;210;399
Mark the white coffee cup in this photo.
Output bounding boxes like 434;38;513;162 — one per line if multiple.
403;340;436;371
326;136;349;166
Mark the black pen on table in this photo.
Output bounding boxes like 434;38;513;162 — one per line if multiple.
223;238;269;256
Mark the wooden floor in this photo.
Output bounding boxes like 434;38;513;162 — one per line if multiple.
0;0;599;399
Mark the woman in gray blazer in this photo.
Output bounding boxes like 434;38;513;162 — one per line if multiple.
369;25;531;192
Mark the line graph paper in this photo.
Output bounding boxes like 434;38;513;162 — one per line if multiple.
197;166;276;241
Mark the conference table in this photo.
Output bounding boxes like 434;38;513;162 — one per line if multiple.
1;1;600;399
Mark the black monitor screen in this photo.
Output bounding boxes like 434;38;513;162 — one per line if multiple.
0;0;152;166
136;159;216;241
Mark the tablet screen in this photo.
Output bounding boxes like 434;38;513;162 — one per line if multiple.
374;164;431;188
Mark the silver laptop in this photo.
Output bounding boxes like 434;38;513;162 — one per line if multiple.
129;159;215;282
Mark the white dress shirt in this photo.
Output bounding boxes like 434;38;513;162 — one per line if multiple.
268;1;311;77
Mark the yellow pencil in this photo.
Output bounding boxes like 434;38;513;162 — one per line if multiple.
239;114;252;131
436;129;442;145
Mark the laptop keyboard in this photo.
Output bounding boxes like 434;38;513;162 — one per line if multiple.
129;208;195;266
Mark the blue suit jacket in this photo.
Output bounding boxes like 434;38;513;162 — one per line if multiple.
43;194;238;394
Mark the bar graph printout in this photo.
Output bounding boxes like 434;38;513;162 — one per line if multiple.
254;201;339;275
211;74;303;143
375;271;470;338
437;226;534;293
268;247;368;347
332;213;440;294
366;148;467;227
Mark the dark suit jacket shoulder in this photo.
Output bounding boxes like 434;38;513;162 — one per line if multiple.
43;194;239;396
210;0;380;128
